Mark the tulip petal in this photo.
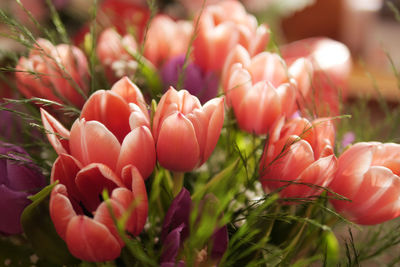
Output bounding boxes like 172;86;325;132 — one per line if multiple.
0;185;30;235
153;88;180;139
162;189;190;242
262;139;314;193
41;108;70;154
94;198;125;246
6;158;45;193
288;58;313;98
160;225;184;264
226;64;252;108
116;126;156;179
111;76;148;115
330;143;373;205
50;184;77;240
75;163;124;212
80;90;131;143
65;216;121;262
121;165;148;235
156;112;200;172
237;82;281;134
177;90;202;115
276;83;297;118
51;154;82;210
69;119;121;170
128;103;150;130
201;97;225;164
284;155;337;198
348;166;400;224
222;44;251;90
248;52;287;86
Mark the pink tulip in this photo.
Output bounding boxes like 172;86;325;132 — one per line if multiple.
42;76;155;179
16;38;89;108
223;45;298;134
259;117;337;199
330;142;400;225
281;37;352;116
97;28;138;82
41;77;154;261
143;15;193;68
153;87;224;172
192;0;269;73
50;163;147;261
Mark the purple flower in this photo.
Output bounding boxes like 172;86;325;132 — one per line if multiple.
0;142;46;235
341;131;355;149
160;55;219;104
160;188;228;266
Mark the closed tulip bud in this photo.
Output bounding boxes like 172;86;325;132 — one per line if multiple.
143;15;193;68
16;38;89;108
330;142;400;225
193;0;269;73
259;117;337;199
153;87;224;172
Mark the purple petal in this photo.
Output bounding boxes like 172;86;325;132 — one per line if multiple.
160;224;184;264
0;143;46;192
6;159;46;192
161;187;191;242
341;132;355;148
160;55;219;104
211;225;229;260
0;185;31;235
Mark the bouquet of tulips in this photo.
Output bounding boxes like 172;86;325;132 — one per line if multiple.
1;0;400;266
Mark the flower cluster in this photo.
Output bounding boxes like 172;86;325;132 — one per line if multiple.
1;0;400;265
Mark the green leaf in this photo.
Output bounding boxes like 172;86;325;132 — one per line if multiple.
323;231;339;267
21;183;79;265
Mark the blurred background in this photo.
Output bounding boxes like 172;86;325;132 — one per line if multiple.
1;0;400;102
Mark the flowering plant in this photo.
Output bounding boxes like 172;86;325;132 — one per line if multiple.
1;0;400;266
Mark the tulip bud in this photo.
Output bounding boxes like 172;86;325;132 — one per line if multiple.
153;88;224;172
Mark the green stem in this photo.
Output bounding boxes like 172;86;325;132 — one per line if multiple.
172;172;184;196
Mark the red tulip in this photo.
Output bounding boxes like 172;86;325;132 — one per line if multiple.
281;37;352;116
259;117;337;199
97;28;138;83
16;38;89;108
41;77;153;261
223;45;297;134
143;15;193;68
153;87;224;172
50;163;147;261
330;142;400;225
42;76;155;179
192;0;269;73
